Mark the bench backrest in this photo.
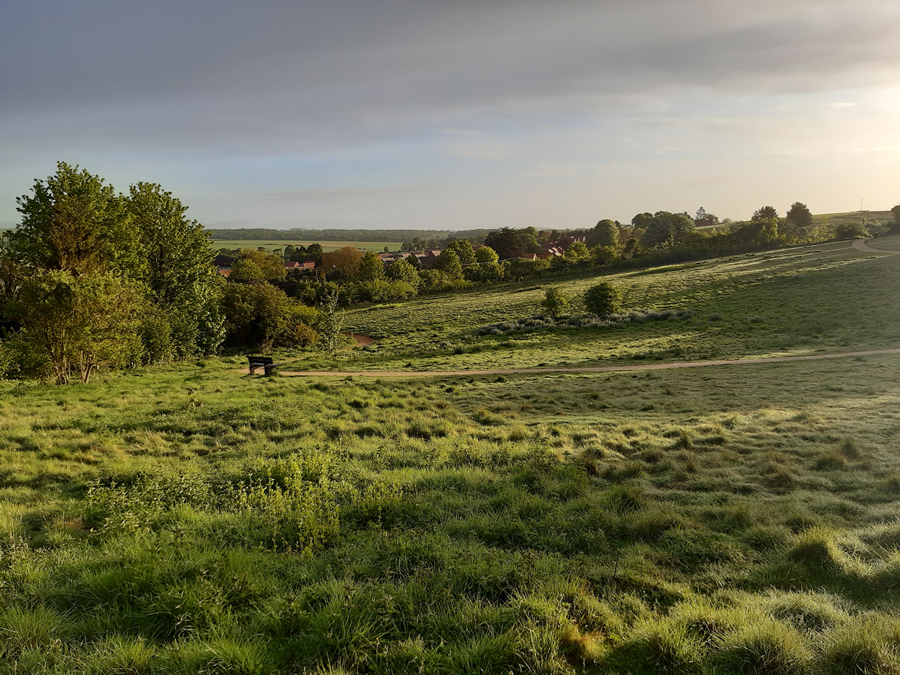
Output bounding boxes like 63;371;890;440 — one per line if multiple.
248;356;273;366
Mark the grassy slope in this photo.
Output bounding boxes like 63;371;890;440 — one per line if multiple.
290;240;900;373
3;241;900;673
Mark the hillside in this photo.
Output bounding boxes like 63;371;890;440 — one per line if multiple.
2;239;900;673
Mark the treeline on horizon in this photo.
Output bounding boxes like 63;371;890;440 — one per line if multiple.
206;227;494;242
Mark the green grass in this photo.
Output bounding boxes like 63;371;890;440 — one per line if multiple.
3;239;900;672
294;239;900;373
211;239;402;253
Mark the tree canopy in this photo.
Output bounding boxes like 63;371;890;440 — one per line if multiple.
786;202;813;230
752;206;779;222
640;211;696;248
586;220;618;248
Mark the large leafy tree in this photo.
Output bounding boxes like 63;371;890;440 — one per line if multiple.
321;246;364;279
126;182;224;356
386;257;420;288
786;202;813;230
357;251;386;281
640;211;696;248
9;162;142;276
5;165;226;372
432;249;463;279
484;227;539;259
587;220;619;248
473;246;503;282
236;249;286;281
7;270;143;384
126;182;216;305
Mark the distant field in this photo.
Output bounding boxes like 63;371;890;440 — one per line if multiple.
210;239;402;253
813;209;892;225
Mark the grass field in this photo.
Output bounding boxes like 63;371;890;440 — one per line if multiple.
3;239;900;673
210;240;402;254
813;210;892;226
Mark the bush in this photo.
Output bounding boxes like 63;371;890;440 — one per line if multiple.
584;282;623;316
835;222;870;240
540;287;570;318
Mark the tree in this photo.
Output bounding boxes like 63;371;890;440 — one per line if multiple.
220;282;315;348
564;241;590;263
640;211;696;248
357;251;386;281
432;249;463;279
125;182;223;356
321;246;364;278
587;220;619;248
474;246;499;264
584;282;622;316
473;246;503;282
631;212;653;229
316;288;345;355
446;240;477;276
786;202;813;230
9;162;140;276
229;258;267;283
386;257;420;288
484;228;537;259
237;249;286;281
7;270;143;384
540;287;569;318
752;206;779;222
694;207;719;228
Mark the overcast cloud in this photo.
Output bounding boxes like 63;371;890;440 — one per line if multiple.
1;0;898;230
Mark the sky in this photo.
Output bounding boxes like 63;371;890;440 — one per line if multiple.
1;0;898;232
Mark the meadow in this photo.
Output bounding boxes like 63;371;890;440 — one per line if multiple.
2;239;900;673
210;240;402;254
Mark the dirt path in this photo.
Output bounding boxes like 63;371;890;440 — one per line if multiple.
853;239;900;254
275;348;900;378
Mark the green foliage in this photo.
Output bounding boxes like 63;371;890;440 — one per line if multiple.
6;269;144;383
433;248;464;279
641;211;696;249
9;161;140;276
385;257;420;289
484;227;539;259
316;288;345;354
835;222;870;240
540;287;570;318
752;205;779;221
446;240;477;270
235;249;286;281
587;219;619;248
564;241;590;262
787;202;814;230
229;258;267;283
357;251;386;282
584;281;622;316
221;283;316;348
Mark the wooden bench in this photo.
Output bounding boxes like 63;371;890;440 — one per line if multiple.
248;355;281;376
